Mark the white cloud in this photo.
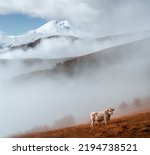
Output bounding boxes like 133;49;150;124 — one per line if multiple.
0;0;150;36
0;0;100;34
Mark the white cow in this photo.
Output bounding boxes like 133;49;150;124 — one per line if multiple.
90;108;115;127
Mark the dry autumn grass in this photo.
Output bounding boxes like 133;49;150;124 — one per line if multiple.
15;111;150;138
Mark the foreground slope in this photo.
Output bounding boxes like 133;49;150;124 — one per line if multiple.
15;112;150;138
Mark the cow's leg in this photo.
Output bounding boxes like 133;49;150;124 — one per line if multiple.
104;113;107;125
91;120;93;127
91;118;95;127
90;115;95;127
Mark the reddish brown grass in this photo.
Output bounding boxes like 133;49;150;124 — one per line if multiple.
15;112;150;138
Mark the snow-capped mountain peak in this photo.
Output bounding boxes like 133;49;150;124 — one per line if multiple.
34;20;73;34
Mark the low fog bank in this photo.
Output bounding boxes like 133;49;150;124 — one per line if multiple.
0;37;150;137
24;115;76;134
116;97;150;116
0;58;68;81
1;31;150;59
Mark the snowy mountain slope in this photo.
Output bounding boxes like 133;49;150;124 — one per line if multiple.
8;35;79;52
0;30;150;59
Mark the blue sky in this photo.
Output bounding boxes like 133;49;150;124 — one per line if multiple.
0;14;47;35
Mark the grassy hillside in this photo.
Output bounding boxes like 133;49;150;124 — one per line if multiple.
15;112;150;138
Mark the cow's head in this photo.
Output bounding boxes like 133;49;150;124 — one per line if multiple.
107;108;115;115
